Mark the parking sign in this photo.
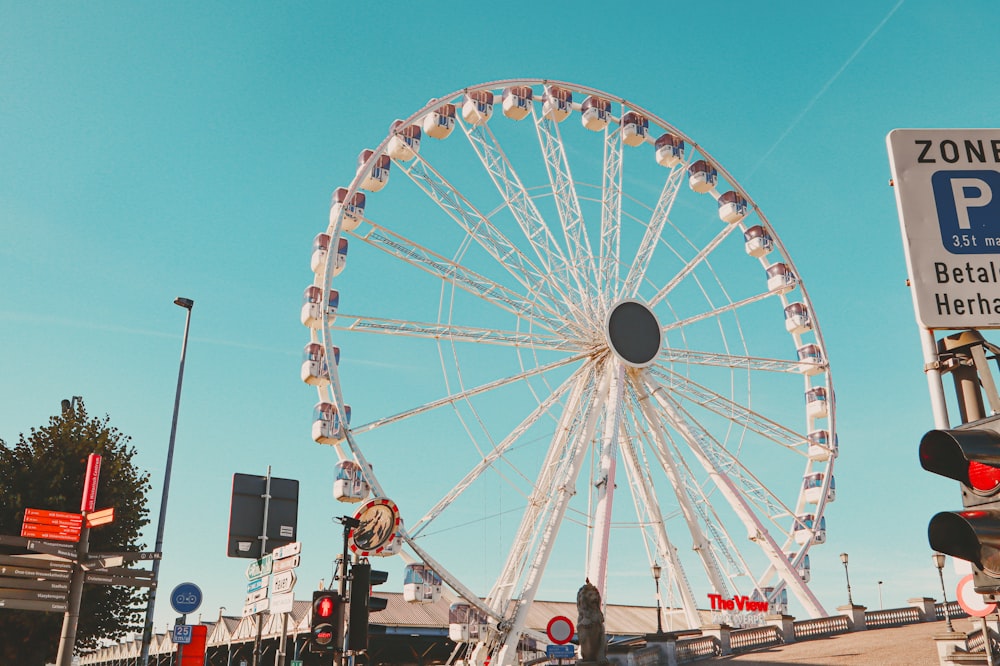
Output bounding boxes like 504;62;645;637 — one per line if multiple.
888;129;1000;329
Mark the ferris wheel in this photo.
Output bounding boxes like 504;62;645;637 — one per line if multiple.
301;79;837;664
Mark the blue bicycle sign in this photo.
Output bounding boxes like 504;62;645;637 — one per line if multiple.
170;582;202;614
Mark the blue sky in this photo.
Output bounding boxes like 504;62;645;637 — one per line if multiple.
4;0;1000;637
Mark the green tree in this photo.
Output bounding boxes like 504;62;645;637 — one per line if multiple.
0;398;151;663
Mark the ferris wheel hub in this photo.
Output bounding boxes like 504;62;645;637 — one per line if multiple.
604;300;662;368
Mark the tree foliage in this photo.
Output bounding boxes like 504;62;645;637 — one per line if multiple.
0;398;151;663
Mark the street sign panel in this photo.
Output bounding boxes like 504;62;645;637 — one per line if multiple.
170;582;203;614
85;572;157;588
23;509;83;527
246;554;273;580
546;615;575;645
245;588;268;604
272;554;299;573
243;598;269;616
270;591;294;614
0;554;72;570
272;570;296;595
888;128;1000;329
546;644;576;659
227;473;299;559
88;550;161;562
271;541;301;561
85;507;115;528
0;565;71;581
0;534;77;559
957;573;998;617
0;597;69;612
0;576;70;592
19;525;80;543
172;624;193;645
246;575;269;593
0;587;68;602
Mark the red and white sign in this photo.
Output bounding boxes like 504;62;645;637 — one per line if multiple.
21;508;82;542
957;573;998;617
81;454;102;513
546;615;575;645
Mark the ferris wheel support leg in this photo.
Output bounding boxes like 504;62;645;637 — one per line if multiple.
587;360;626;599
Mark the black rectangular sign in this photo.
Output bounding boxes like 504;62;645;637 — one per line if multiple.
226;473;299;559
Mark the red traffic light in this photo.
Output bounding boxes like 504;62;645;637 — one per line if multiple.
920;428;1000;494
315;595;335;618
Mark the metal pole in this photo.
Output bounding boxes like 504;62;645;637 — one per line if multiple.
141;297;194;665
878;581;884;610
253;466;273;666
840;553;854;606
55;523;91;666
920;327;951;428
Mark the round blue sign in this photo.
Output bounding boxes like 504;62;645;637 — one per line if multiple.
170;582;202;614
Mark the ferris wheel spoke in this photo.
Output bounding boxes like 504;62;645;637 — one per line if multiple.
598;124;623;303
659;289;776;334
631;380;731;596
621;165;687;299
330;313;583;351
649;366;808;452
588;360;626;595
408;365;586;536
459;121;573;280
658;347;814;374
533;107;597;307
351;222;572;336
648;224;742;309
617;415;701;628
398;156;585;323
352;353;586;436
640;371;826;617
492;365;609;661
645;373;797;525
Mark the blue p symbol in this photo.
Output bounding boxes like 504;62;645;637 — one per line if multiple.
932;170;1000;253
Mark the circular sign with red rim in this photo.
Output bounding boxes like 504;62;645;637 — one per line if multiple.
546;615;575;645
957;573;997;617
349;497;401;556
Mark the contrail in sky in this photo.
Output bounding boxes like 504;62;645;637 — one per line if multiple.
747;0;906;179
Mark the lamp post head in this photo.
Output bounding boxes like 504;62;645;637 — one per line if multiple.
174;297;194;309
840;552;849;565
933;552;946;570
652;563;662;580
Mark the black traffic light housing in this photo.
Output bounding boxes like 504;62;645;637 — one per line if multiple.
920;416;1000;598
310;589;344;653
347;561;388;652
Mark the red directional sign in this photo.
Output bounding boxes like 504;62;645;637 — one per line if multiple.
20;525;80;543
24;509;82;528
22;508;83;543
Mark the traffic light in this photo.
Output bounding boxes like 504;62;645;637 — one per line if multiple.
310;589;344;653
347;561;388;652
920;416;1000;598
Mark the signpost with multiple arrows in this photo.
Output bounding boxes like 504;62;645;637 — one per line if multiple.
0;452;163;666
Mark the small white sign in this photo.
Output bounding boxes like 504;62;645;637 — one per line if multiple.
172;624;193;644
245;588;268;604
272;555;300;573
243;598;269;617
272;541;302;561
272;570;297;595
270;591;295;614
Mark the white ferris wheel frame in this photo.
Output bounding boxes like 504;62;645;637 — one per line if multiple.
306;78;837;664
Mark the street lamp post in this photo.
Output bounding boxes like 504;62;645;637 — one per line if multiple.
878;580;884;610
933;552;954;632
652;562;663;634
140;297;194;665
840;553;854;606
